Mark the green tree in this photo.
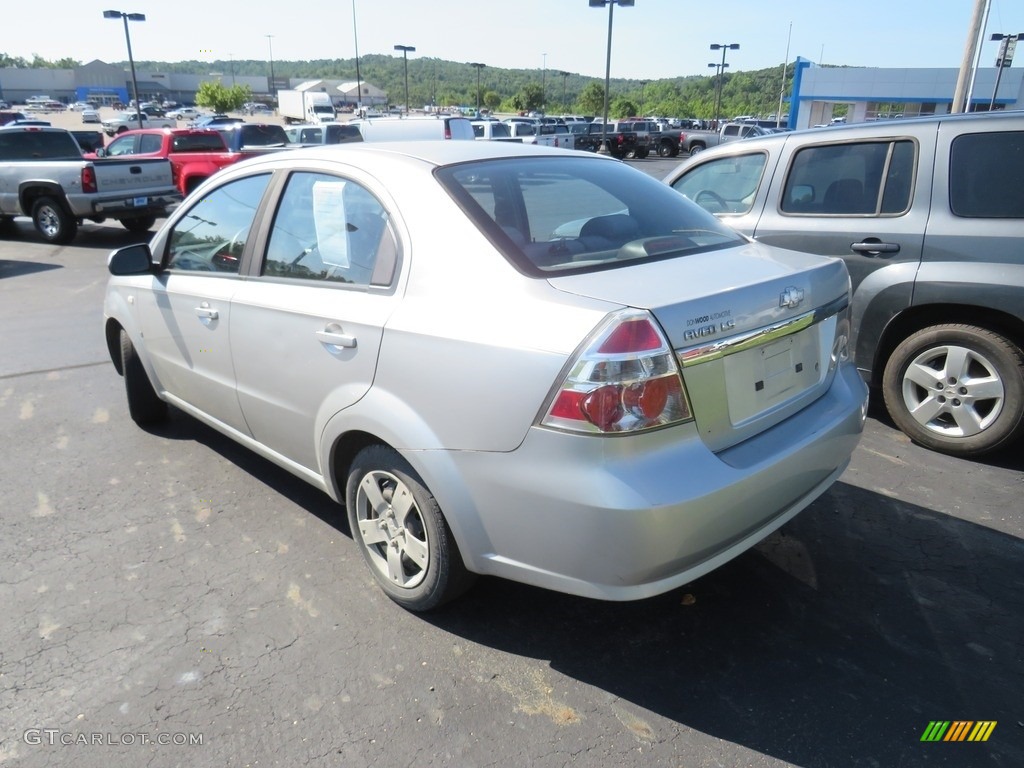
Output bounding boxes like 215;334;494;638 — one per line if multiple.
517;83;544;112
576;82;606;116
611;97;638;119
483;90;501;111
195;81;252;113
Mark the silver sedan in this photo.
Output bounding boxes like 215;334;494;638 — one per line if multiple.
103;141;868;611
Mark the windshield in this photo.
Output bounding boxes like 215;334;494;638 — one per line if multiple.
436;156;743;276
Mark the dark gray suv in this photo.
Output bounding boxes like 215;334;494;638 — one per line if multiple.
665;111;1024;457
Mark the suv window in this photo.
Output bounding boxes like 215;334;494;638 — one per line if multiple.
781;140;915;215
949;131;1024;218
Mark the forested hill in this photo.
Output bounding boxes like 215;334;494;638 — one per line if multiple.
4;51;800;119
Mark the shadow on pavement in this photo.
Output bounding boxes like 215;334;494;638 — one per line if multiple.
142;408;1022;767
0;218;156;251
424;481;1023;768
0;259;63;279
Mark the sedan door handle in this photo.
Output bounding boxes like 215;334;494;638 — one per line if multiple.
850;240;900;255
194;304;219;320
316;327;357;349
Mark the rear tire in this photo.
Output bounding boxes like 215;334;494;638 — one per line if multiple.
346;445;474;611
120;329;167;425
122;216;156;233
689;144;705;157
32;196;77;244
881;324;1024;456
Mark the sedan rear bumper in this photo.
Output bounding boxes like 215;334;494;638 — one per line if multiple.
423;360;868;601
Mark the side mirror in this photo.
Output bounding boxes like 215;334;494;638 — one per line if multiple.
108;243;156;276
94;147;107;158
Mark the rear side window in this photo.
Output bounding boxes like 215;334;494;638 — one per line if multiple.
138;133;162;154
781;140;915;215
262;171;396;286
949;131;1024;218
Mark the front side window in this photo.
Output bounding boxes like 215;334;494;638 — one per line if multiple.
949;131;1024;218
262;171;395;286
165;173;271;273
671;152;768;215
781;140;916;215
104;135;137;157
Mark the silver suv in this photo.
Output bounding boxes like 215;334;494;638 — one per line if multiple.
665;111;1024;457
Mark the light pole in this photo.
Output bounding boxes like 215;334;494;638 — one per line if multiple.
559;71;570;111
471;62;485;112
228;53;235;87
709;42;739;128
265;34;276;100
707;61;727;125
394;44;415;116
541;52;547;113
989;33;1022;110
639;80;647;116
352;0;363;113
589;0;635;155
102;10;145;130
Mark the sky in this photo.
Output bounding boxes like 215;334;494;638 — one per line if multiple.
4;0;1024;81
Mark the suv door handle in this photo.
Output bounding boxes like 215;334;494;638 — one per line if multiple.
851;240;900;255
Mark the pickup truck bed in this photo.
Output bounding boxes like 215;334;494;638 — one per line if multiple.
0;125;180;243
90;128;241;195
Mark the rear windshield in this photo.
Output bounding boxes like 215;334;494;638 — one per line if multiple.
172;133;225;152
435;155;742;276
0;129;81;160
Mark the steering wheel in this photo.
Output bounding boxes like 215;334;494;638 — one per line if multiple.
694;189;728;211
213;227;248;271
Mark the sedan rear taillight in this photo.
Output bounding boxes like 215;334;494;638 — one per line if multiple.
540;309;693;435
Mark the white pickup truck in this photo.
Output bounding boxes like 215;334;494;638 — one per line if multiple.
101;110;177;136
499;119;575;149
0;125;181;243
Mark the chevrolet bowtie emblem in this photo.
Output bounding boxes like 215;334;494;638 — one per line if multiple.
780;286;805;309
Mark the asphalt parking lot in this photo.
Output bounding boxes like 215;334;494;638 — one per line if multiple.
1;147;1022;767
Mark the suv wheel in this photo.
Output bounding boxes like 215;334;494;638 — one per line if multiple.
882;324;1024;456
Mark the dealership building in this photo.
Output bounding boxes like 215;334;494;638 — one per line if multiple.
786;57;1023;127
0;60;387;108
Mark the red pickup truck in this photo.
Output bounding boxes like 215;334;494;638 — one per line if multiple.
88;128;241;196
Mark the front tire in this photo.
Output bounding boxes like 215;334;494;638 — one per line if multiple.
346;445;473;611
32;197;77;244
120;330;167;425
882;324;1024;456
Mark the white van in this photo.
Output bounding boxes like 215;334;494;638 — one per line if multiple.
350;116;474;142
